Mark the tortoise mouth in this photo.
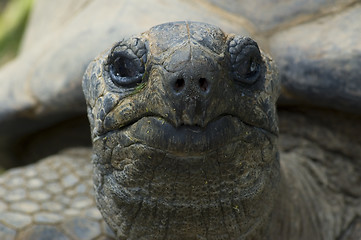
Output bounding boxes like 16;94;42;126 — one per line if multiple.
106;114;274;156
93;114;279;239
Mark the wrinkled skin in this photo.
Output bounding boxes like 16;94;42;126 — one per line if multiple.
83;22;280;239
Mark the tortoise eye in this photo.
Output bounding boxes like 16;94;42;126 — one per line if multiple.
109;51;144;88
108;39;147;88
229;36;262;85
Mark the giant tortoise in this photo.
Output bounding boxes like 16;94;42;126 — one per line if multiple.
0;0;360;240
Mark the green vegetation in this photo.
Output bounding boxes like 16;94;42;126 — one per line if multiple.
0;0;33;66
131;82;147;95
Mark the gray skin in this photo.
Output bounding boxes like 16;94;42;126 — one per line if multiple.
1;0;361;169
1;0;361;238
83;22;280;239
0;21;360;240
80;21;361;239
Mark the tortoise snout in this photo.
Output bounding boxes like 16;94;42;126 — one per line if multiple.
163;64;217;127
172;76;210;95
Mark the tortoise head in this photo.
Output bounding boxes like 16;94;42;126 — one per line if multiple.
83;21;280;239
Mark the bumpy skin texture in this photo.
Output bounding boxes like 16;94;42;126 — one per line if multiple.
1;20;360;240
83;22;280;239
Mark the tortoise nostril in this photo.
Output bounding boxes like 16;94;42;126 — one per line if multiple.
199;78;208;92
174;78;185;92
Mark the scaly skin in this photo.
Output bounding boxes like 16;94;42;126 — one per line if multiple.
1;111;360;240
0;22;360;240
83;22;280;239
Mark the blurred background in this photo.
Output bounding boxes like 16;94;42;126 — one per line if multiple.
0;0;33;66
0;0;33;172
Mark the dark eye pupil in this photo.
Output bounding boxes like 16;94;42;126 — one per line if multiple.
249;60;257;73
246;58;259;78
109;53;144;88
113;57;137;77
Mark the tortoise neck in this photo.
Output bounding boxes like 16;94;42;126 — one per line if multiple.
268;154;343;240
270;108;361;240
